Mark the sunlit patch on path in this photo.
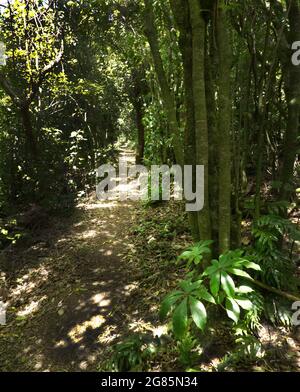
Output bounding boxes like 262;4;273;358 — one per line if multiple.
0;149;157;371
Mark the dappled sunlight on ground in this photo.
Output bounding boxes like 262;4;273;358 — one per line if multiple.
1;156;298;371
0;149;160;371
17;296;47;317
68;315;106;343
78;201;119;210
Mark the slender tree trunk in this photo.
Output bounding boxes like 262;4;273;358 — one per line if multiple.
254;111;265;220
216;1;232;253
134;98;145;165
280;0;300;201
205;19;219;256
170;0;199;239
189;0;212;242
20;103;38;159
131;68;147;165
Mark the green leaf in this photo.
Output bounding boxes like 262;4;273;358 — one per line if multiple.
220;271;236;297
189;296;207;331
227;268;252;280
188;280;203;292
225;298;240;323
179;280;191;292
216;291;226;304
197;240;214;248
193;255;203;265
179;251;193;260
235;298;253;310
242;261;261;271
178;241;212;266
210;271;221;296
203;260;219;276
159;291;183;320
237;285;254;294
172;298;188;339
198;287;216;304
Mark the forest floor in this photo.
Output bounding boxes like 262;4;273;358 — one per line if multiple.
0;148;177;371
0;149;156;371
0;149;300;372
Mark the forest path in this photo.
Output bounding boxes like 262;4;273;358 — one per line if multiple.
1;149;300;372
0;148;155;371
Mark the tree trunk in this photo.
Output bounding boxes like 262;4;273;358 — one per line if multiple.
170;0;199;240
280;0;300;201
216;1;232;253
20;103;38;159
134;98;145;165
205;18;219;256
189;0;212;242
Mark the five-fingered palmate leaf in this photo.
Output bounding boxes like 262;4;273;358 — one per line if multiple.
178;240;213;268
161;246;260;340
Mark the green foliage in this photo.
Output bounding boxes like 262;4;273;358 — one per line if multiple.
178;240;213;268
239;290;264;332
251;214;299;290
103;335;157;372
176;333;199;368
217;334;264;371
253;214;300;251
160;234;299;369
160;275;216;338
160;243;260;340
0;0;298;374
0;219;22;249
264;297;293;327
203;250;261;298
0;0;125;215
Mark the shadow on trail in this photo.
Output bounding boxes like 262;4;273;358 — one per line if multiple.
0;149;158;371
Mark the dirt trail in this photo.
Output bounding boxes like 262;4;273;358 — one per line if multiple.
0;149;153;371
1;149;300;372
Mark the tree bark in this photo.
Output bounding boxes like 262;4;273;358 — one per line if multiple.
216;1;232;253
20;103;38;159
134;98;145;165
189;0;212;242
280;0;300;201
205;18;219;256
170;0;199;240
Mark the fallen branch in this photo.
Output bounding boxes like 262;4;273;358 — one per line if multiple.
248;277;300;302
